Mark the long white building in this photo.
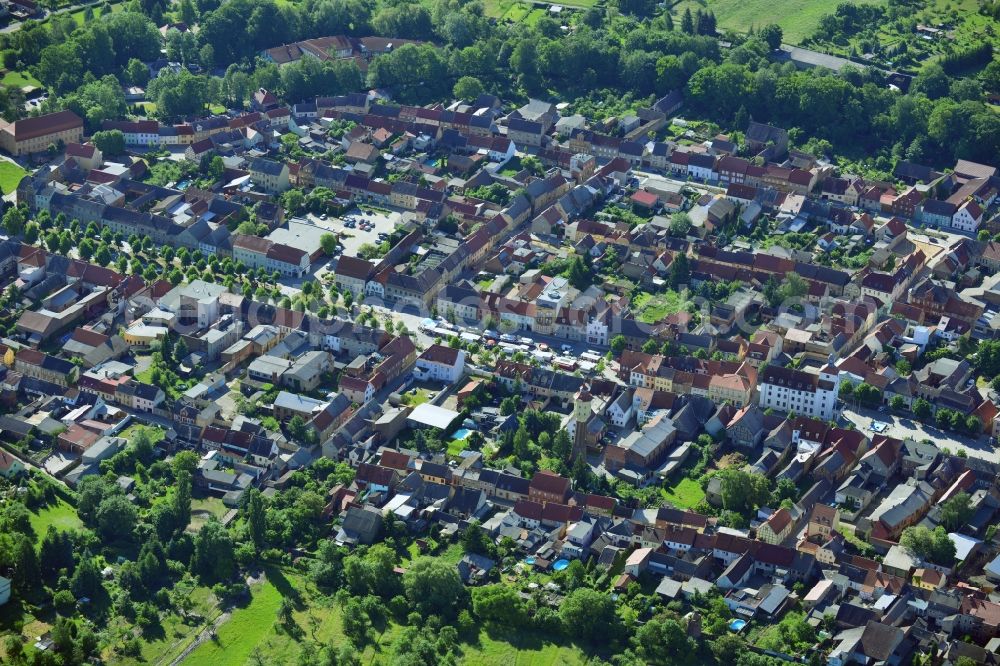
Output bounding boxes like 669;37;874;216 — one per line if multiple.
758;365;837;421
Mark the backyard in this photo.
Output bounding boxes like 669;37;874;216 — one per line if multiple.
661;476;706;509
183;562;590;666
28;495;83;536
632;289;689;324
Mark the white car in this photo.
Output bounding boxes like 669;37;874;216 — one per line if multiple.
560;344;574;353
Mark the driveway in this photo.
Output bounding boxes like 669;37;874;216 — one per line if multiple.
841;406;998;463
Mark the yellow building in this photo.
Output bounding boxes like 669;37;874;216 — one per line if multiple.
0;110;83;156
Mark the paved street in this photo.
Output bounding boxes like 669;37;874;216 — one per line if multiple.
841;406;1000;463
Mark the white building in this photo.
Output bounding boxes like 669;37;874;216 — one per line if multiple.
413;344;465;383
758;365;837;421
951;200;983;233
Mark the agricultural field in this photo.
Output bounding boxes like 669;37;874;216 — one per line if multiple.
671;0;889;45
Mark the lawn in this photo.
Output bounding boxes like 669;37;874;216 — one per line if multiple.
188;495;229;532
661;477;705;509
183;577;285;666
119;423;166;444
0;70;40;89
0;161;27;195
29;496;83;535
448;436;470;457
399;387;433;406
182;564;593;666
485;0;596;18
671;0;888;45
632;290;688;324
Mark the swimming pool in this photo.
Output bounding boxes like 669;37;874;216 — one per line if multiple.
729;619;747;632
524;557;536;565
452;428;473;440
552;559;570;571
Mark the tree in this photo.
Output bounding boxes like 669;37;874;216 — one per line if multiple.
245;488;267;549
669;212;692;237
460;520;493;556
900;525;956;565
403;557;465;618
192;519;236;583
635;616;693;664
560;588;619;641
96;495;137;541
759;24;783;51
913;398;933;419
681;7;694;34
341;598;371;646
472;585;526;627
92;129;126;156
70;554;103;599
173;469;192;535
717;468;771;515
610;335;627;356
566;255;592;290
320;233;338;256
3;206;25;237
126;58;150;87
669;252;690;290
453;75;485;101
940;492;973;531
890;395;906;412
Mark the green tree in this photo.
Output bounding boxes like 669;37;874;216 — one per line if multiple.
96;495;137;541
320;233;338;255
913;398;933;419
403;557;465;619
453;75;485;100
245;488;267;549
3;206;25;237
472;585;526;626
192;519;236;583
560;588;620;641
759;23;783;51
610;335;627;356
635;616;693;664
940;492;973;531
669;253;690;290
92;129;126;155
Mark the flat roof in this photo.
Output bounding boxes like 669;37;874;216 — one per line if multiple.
407;403;460;430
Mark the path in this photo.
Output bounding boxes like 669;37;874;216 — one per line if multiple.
165;610;231;666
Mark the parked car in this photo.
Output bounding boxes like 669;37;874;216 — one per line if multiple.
561;344;574;353
500;333;517;343
483;329;499;339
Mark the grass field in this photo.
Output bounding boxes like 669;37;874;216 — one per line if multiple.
485;0;597;19
0;161;26;194
163;562;593;666
661;476;705;509
29;496;83;535
671;0;888;44
183;577;284;666
0;70;40;89
633;290;688;324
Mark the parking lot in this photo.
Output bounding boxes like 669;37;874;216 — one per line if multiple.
841;406;999;463
307;207;403;260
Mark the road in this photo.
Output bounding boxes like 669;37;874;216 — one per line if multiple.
0;1;98;33
841;406;1000;464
